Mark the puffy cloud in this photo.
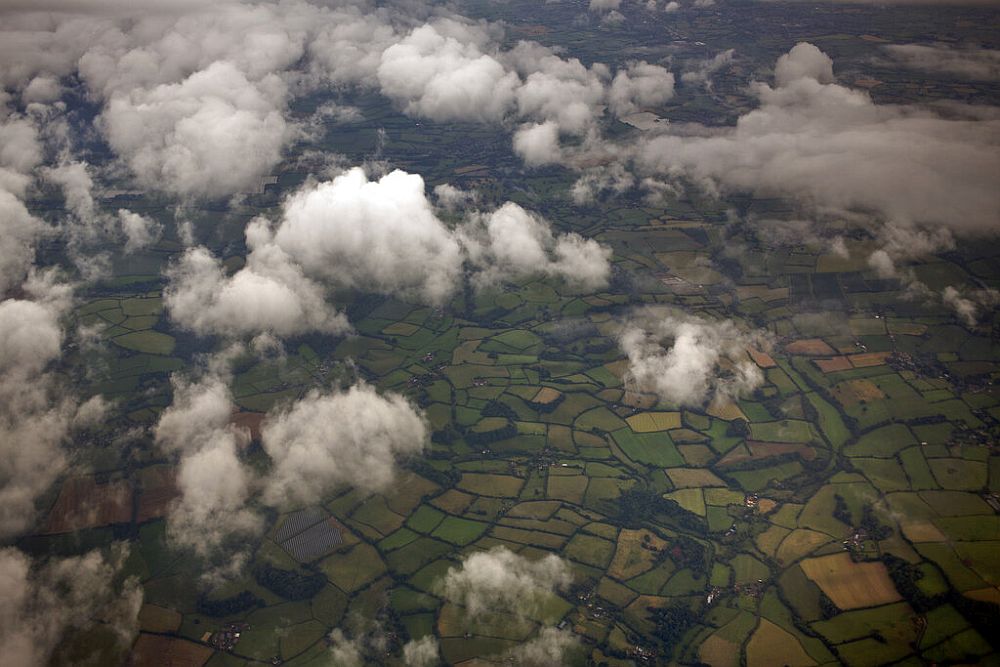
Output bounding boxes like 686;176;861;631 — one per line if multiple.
403;636;440;667
0;545;141;667
942;286;1000;327
571;162;636;204
602;10;627;25
619;309;770;407
866;222;956;279
0;115;43;176
0;189;43;296
44;161;97;225
513;121;563;167
942;286;977;326
271;168;612;304
153;367;261;555
0;291;93;539
505;627;578;667
273;168;464;305
117;209;162;252
0;112;44;296
260;384;427;507
326;624;436;667
608;61;675;116
0;0;682;182
306;6;402;86
883;44;1000;81
152;358;427;554
636;42;1000;235
0;0;338;198
681;49;734;88
440;547;572;620
100;61;290;199
867;249;897;279
433;182;476;211
164;219;348;339
461;202;612;291
512;49;608;135
774;42;834;86
377;23;519;122
328;629;364;667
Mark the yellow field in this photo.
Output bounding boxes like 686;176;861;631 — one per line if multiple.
707;399;747;421
747;619;816;667
665;488;706;516
848;351;891;368
430;489;475;514
964;587;1000;604
815;356;853;373
532;387;563;405
747;348;777;369
457;473;525;498
801;553;903;610
776;529;832;565
785;339;835;356
666;468;726;488
607;528;668;580
755;525;791;559
626;411;682;432
900;521;947;543
758;498;778;514
832;379;885;406
382;322;420;336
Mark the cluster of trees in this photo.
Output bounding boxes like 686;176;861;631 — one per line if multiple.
819;591;840;619
254;562;325;601
649;603;700;659
883;554;939;613
833;494;852;526
526;392;565;413
464;420;517;447
198;591;264;617
883;554;1000;650
481;400;517;419
667;535;707;576
616;487;706;532
405;458;460;488
860;503;893;540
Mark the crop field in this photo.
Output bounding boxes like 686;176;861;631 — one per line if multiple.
625;411;683;432
801;554;903;609
130;634;212;667
41;476;132;534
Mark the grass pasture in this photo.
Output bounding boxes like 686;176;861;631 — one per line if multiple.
111;330;176;355
612;429;683;467
749;420;815;443
456;472;525;497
